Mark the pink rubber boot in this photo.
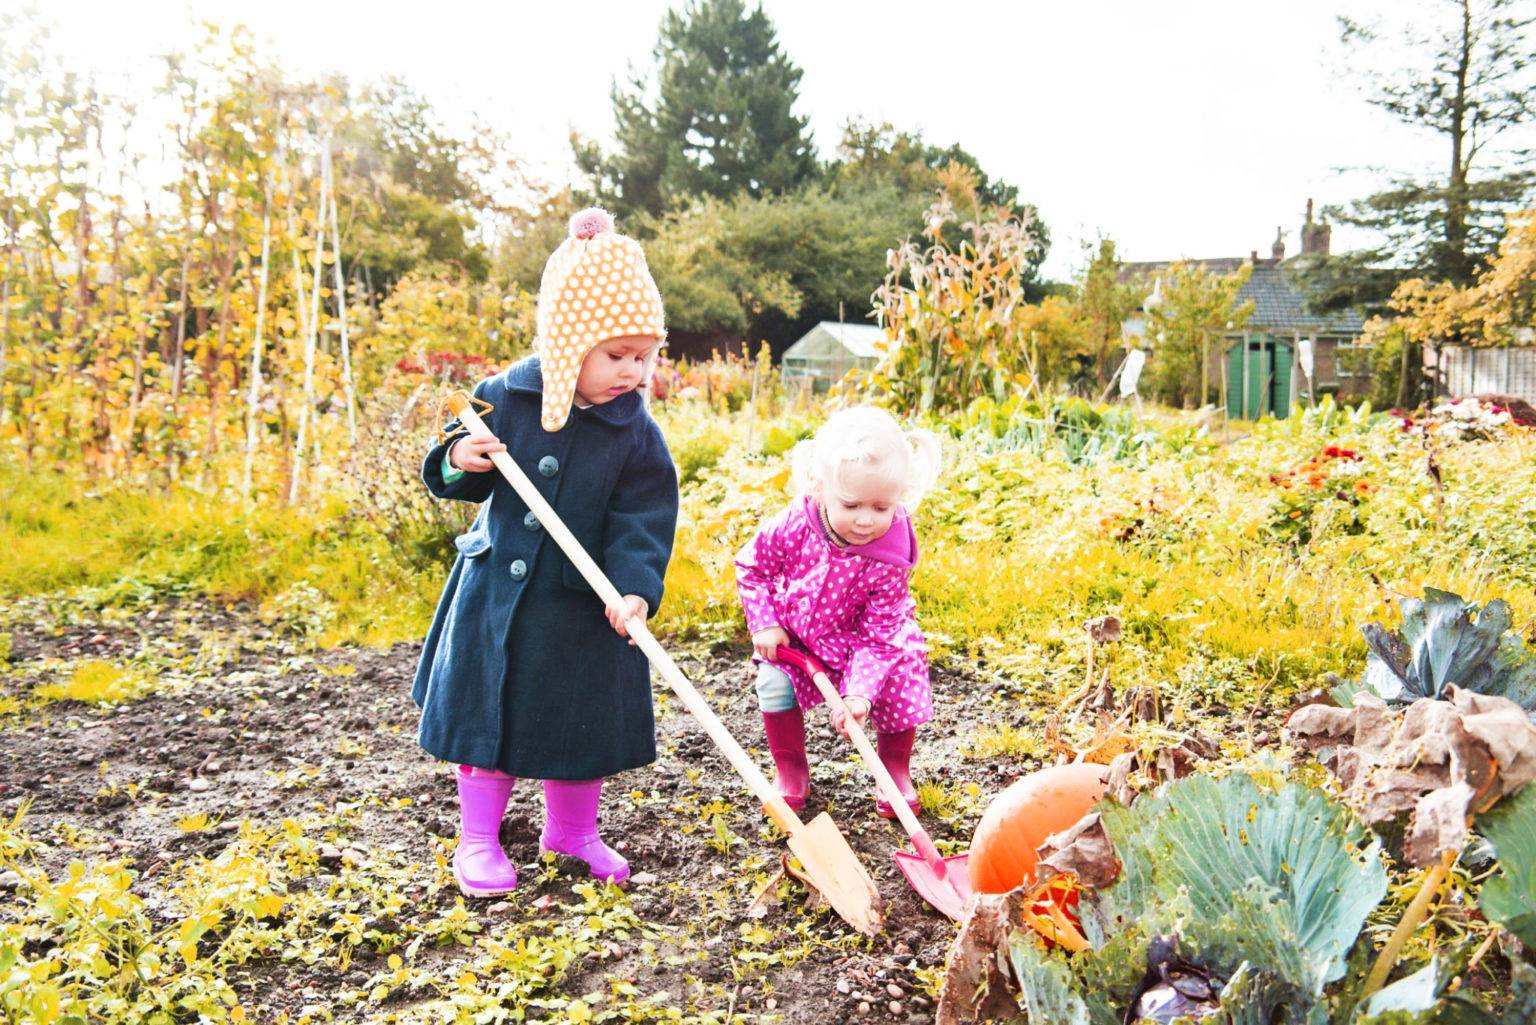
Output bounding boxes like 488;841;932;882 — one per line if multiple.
452;765;519;897
762;709;811;812
540;778;629;884
874;729;922;820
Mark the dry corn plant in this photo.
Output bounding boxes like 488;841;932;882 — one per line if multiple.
860;164;1046;415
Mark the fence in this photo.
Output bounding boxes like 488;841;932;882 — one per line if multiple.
1434;346;1536;404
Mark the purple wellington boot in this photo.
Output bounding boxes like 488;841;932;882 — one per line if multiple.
874;729;922;820
540;778;629;884
762;708;811;812
452;765;519;898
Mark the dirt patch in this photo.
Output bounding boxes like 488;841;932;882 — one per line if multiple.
1;599;1062;1023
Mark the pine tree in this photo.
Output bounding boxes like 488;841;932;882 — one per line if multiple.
575;0;817;220
1307;0;1535;311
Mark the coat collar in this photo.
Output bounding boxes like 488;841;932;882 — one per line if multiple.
502;355;644;428
797;494;919;568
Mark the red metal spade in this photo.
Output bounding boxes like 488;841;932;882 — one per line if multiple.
773;645;974;921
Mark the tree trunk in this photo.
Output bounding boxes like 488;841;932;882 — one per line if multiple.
170;196;194;412
125;277;159;467
1445;0;1472;282
1397;333;1416;409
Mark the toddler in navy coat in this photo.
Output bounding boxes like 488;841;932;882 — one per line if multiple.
415;208;679;895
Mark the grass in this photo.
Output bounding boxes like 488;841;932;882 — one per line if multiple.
0;464;439;648
33;659;156;705
4;401;1535;695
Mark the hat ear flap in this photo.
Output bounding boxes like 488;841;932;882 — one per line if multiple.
539;344;582;432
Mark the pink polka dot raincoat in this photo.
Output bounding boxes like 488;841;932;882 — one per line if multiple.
735;495;933;733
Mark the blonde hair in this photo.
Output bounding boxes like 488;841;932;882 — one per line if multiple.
790;407;943;510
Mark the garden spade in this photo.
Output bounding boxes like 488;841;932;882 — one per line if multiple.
773;646;974;922
440;391;883;936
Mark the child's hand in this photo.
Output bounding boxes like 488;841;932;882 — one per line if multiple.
606;595;648;641
831;696;871;739
449;436;506;473
752;627;790;661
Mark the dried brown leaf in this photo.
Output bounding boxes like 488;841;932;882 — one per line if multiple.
1102;734;1216;805
1405;781;1476;866
1085;614;1122;645
1452;688;1536;793
1285;687;1536;866
1035;812;1121;888
936;890;1029;1025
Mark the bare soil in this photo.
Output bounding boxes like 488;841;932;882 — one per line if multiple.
0;598;1050;1023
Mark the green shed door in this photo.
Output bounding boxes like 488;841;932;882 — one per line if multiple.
1245;338;1269;419
1227;343;1245;418
1270;339;1292;417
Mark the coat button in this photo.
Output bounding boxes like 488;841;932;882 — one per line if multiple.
509;559;528;581
523;511;542;532
538;456;559;477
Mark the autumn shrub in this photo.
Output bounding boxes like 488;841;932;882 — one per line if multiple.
362;269;535;390
671;342;779;415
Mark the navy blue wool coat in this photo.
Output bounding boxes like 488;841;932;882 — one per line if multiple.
412;356;679;779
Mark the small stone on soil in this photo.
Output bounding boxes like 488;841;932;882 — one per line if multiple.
886;983;903;998
187;778;210;792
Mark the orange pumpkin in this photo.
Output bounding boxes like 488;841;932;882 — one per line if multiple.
967;763;1110;895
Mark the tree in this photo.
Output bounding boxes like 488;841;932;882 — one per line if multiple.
830;119;1022;211
1138;261;1254;409
1014;296;1092;393
1075;239;1146;387
340;80;492;289
1361;207;1536;359
1307;0;1536;310
827;119;1051;304
574;0;817;219
640;183;918;341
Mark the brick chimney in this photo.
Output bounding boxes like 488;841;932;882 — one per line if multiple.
1301;198;1331;256
1272;226;1286;262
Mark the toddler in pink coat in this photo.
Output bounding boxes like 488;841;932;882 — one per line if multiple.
735;407;942;818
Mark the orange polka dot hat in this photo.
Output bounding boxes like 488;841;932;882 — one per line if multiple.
533;207;666;432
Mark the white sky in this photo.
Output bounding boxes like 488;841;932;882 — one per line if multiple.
13;0;1530;280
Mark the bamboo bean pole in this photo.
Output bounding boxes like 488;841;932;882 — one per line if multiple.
242;178;273;498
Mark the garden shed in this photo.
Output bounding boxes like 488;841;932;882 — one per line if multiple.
1122;201;1369;418
780;321;886;392
1223;258;1365;419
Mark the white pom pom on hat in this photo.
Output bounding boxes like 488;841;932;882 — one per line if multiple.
568;207;615;240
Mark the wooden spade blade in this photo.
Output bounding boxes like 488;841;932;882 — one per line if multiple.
785;811;885;936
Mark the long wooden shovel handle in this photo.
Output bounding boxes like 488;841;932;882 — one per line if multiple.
773;647;947;870
445;393;799;833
